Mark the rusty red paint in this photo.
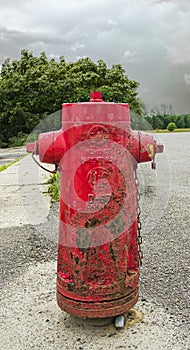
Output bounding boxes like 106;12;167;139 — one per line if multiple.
27;92;163;319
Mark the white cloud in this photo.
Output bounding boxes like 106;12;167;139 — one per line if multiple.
122;51;142;64
166;43;190;67
97;18;118;32
69;43;85;52
184;74;190;85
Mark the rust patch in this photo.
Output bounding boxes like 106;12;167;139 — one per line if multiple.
109;243;116;263
106;214;126;236
85;217;100;228
76;228;91;253
75;257;79;264
67;282;75;292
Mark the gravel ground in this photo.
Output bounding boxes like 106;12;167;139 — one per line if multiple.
1;132;190;349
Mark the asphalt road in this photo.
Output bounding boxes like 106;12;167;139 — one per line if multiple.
0;133;190;350
0;146;26;166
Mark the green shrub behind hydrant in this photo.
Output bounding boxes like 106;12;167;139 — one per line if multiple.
47;172;60;202
167;122;177;132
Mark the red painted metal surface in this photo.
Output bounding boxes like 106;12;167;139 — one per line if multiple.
26;141;38;153
27;92;163;318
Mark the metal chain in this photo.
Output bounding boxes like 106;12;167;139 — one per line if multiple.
32;152;58;174
134;164;143;267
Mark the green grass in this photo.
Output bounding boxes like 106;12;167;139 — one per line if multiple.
0;159;19;172
155;128;190;133
47;172;60;202
174;128;190;132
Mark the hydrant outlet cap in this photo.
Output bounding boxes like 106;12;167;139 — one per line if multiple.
26;142;37;153
156;143;164;153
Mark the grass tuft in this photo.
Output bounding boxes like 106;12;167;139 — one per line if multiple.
47;172;60;202
0;159;19;172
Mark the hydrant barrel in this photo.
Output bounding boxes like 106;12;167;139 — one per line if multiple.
26;92;163;319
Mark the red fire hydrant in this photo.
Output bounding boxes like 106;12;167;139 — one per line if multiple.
27;92;163;320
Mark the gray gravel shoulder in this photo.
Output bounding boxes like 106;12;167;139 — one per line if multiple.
1;258;186;350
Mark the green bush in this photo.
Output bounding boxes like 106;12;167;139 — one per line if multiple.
8;132;28;147
167;122;176;132
0;136;8;148
47;172;60;202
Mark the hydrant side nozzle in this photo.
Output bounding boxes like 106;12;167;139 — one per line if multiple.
26;141;38;154
151;142;164;169
155;143;164;153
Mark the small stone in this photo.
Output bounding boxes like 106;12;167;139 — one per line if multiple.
115;315;125;329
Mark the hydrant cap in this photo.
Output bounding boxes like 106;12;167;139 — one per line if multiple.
26;141;37;153
90;91;103;102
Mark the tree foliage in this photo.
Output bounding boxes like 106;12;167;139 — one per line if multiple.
144;105;190;130
0;50;143;147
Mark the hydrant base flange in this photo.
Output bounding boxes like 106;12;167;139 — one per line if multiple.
56;289;139;319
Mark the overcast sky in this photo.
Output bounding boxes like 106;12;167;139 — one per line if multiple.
0;0;189;114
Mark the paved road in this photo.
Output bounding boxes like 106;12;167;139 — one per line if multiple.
0;133;190;350
0;146;26;166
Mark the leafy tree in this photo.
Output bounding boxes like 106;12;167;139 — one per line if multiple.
176;115;185;129
0;50;143;146
144;104;183;130
185;115;190;128
145;113;190;131
144;114;164;129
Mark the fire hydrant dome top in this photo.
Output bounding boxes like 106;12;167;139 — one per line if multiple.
61;92;130;124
